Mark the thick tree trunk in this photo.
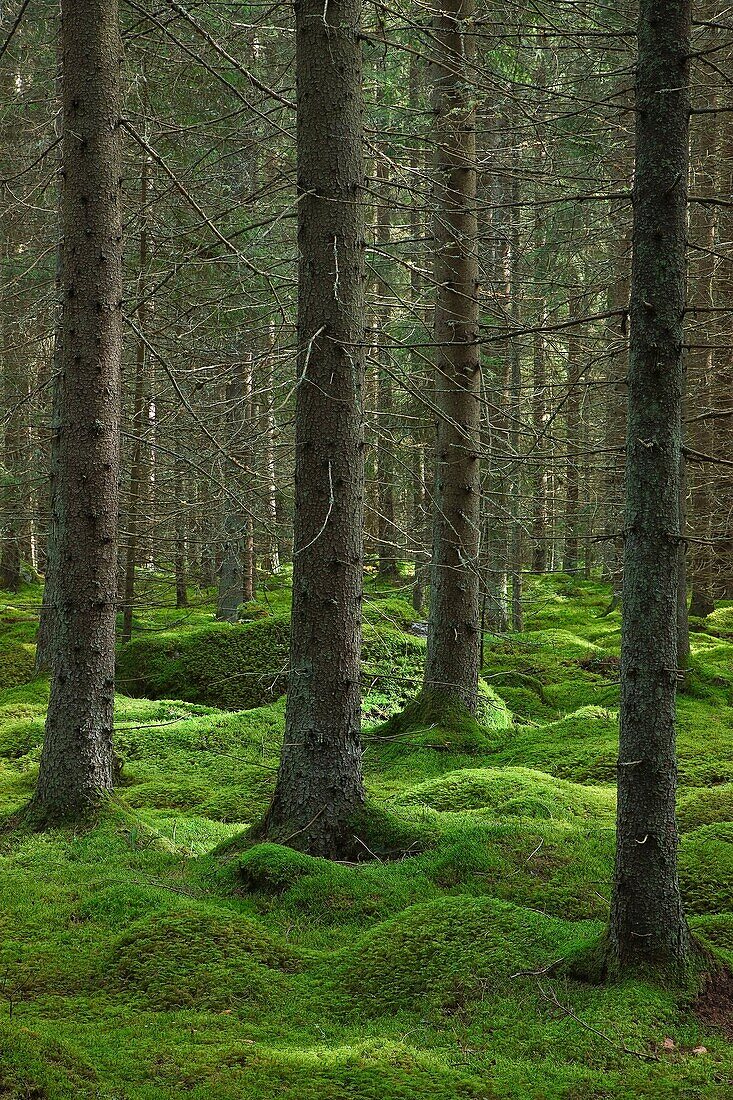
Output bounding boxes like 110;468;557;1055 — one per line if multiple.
608;0;691;971
422;0;481;712
31;0;123;821
216;535;243;622
262;0;366;857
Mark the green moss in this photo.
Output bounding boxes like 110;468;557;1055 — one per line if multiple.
117;615;428;721
0;641;35;690
678;784;733;831
395;766;615;820
680;824;733;914
0;1021;98;1098
116;615;293;711
0;574;732;1097
110;907;299;1011
490;705;621;782
374;684;511;755
238;842;327;892
333;895;598;1015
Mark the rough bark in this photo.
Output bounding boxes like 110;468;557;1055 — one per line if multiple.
422;0;481;712
31;0;123;821
261;0;366;856
608;0;691;971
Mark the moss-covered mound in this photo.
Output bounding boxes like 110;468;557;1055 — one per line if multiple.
0;641;35;690
116;614;427;717
116;614;293;710
110;907;299;1010
395;765;615;819
333;895;597;1014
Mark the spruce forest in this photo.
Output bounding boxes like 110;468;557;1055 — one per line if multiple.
2;0;733;1095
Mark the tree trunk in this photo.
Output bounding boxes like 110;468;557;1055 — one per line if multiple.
173;459;188;610
422;0;481;712
608;0;691;971
263;328;281;576
31;0;123;821
374;158;399;585
530;57;548;575
0;61;27;593
562;293;584;575
121;153;149;643
262;0;366;856
508;175;523;632
687;64;718;619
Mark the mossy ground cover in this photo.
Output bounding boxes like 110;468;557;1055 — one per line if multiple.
1;575;732;1097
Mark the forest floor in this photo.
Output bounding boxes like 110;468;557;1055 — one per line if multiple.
1;572;733;1098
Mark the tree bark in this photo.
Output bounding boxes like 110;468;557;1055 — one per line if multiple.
422;0;481;712
262;0;366;856
608;0;691;971
31;0;123;821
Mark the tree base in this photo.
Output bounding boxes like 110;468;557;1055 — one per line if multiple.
554;929;709;986
223;801;434;865
374;688;498;753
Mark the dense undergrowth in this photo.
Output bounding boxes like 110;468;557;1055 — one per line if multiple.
1;573;732;1097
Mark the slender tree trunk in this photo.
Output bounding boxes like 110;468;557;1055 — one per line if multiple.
173;456;188;609
31;0;123;821
687;72;718;619
262;0;366;856
422;0;481;712
263;328;280;576
374;159;399;585
409;58;431;612
0;277;24;591
563;294;583;575
0;60;26;593
121;154;149;643
508;176;523;632
530;55;548;575
531;304;548;573
608;0;691;971
482;119;510;634
242;354;255;603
